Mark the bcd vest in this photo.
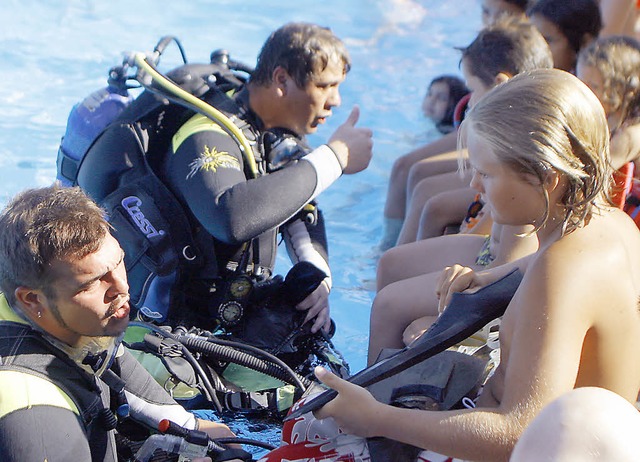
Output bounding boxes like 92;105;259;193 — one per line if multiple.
0;319;122;461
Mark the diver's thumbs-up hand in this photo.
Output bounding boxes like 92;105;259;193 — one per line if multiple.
312;366;383;438
328;105;373;175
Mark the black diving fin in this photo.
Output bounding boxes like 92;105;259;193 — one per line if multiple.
284;268;523;421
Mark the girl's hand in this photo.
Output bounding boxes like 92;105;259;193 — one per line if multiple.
313;366;384;438
436;264;482;314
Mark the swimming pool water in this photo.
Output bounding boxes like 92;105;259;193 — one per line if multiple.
0;0;481;451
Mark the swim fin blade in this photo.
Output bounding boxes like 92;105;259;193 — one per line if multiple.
284;268;523;421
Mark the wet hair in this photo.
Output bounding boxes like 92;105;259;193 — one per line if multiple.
527;0;602;56
459;15;554;87
0;185;109;305
250;22;351;88
429;75;469;133
461;69;611;235
578;36;640;130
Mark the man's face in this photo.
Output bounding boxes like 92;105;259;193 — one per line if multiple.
279;59;346;136
41;233;130;345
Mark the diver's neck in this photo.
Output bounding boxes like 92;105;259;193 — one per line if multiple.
246;82;289;131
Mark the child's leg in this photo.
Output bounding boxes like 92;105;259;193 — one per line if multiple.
403;315;440;346
382;134;458;246
405;154;461;199
416;187;477;240
369;271;443;365
370;234;488;365
377;233;489;291
397;172;470;245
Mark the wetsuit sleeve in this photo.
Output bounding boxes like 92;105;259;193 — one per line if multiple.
0;405;91;461
165;116;343;244
116;348;199;431
283;206;332;288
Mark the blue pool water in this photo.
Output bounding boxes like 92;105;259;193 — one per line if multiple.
0;0;480;451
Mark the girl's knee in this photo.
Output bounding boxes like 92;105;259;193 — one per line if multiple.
391;155;414;182
370;291;391;321
370;287;403;327
376;247;403;289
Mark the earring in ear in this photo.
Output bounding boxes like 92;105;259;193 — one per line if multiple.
37;311;42;319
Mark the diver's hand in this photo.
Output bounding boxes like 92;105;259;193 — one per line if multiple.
196;419;244;458
436;264;483;314
296;279;331;333
313;366;384;438
327;105;373;174
196;419;236;439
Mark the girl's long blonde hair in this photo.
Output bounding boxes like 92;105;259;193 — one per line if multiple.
460;68;611;235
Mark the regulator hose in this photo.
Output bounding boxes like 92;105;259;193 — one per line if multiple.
176;334;311;392
129;321;223;413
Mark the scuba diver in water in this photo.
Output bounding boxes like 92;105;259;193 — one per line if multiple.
57;21;372;415
154;21;372;335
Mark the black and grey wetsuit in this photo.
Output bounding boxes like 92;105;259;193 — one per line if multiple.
0;294;198;462
159;89;343;312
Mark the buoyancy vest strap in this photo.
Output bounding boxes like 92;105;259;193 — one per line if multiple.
0;369;79;418
133;52;258;177
172;113;228;153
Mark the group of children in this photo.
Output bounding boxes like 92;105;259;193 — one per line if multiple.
302;0;640;460
256;2;640;461
376;0;640;345
270;66;640;462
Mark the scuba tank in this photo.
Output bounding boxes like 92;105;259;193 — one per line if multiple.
56;66;133;186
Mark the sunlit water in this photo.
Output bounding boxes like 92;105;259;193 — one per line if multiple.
0;0;480;454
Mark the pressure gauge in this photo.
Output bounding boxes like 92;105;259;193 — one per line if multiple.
218;301;244;326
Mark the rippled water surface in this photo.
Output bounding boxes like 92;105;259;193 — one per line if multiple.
0;0;480;453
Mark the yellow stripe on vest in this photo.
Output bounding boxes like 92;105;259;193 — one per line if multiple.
0;370;79;419
172;113;227;153
0;293;27;325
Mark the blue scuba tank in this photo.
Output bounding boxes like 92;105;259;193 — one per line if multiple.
56;77;133;186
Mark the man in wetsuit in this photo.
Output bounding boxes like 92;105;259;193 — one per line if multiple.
0;185;236;461
157;22;372;336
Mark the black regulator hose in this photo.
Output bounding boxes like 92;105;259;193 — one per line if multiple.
153;35;188;64
176;334;311;392
197;334;312;392
129;321;223;413
214;437;276;451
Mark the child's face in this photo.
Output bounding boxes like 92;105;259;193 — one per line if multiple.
462;58;493;109
422;81;450;123
529;13;576;72
466;125;545;226
481;0;525;26
576;61;611;116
